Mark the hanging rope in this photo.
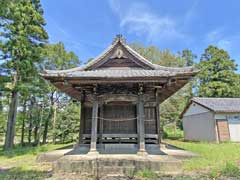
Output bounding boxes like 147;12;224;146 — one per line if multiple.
97;117;154;122
144;119;155;122
98;117;138;122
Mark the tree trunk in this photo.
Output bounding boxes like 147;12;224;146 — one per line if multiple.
42;119;48;144
4;90;18;150
42;92;54;144
28;117;32;144
37;104;44;146
52;101;57;144
34;126;39;145
21;100;27;146
33;105;42;145
28;98;34;145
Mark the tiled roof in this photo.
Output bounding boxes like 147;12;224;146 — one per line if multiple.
42;67;198;79
41;35;199;79
192;97;240;113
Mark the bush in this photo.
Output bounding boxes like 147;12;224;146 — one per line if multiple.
163;127;183;140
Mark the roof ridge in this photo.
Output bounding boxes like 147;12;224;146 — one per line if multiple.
82;35;156;70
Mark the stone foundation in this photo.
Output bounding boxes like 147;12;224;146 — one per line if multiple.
37;143;198;176
53;154;183;176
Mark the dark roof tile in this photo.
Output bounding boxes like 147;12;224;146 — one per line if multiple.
192;97;240;113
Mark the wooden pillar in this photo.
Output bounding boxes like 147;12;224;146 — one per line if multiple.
156;90;161;144
137;85;147;155
156;103;161;144
79;101;85;144
88;87;99;155
99;105;104;145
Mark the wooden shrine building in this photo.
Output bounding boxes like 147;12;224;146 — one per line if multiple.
41;35;198;155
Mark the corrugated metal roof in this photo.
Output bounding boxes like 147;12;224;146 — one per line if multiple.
192;97;240;113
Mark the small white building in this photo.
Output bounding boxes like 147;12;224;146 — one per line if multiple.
182;98;240;142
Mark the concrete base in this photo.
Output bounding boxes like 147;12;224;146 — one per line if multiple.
37;143;198;176
87;149;99;156
137;149;148;156
53;154;183;176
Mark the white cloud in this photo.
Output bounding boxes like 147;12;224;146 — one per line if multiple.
108;0;184;42
205;28;237;51
205;28;224;42
217;39;232;51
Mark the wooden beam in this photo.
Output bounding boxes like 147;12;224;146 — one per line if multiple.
82;133;158;139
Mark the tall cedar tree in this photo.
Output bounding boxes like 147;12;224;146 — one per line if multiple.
197;46;239;97
0;0;48;149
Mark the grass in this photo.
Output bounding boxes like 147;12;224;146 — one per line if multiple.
1;139;240;179
163;127;184;140
0;143;73;180
166;139;240;176
221;162;240;177
135;169;158;179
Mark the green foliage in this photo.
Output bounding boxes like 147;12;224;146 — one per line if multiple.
163;127;183;140
0;0;49;149
130;42;186;67
0;13;81;146
167;140;240;173
179;49;197;67
131;43;197;129
197;45;239;97
0;0;48;87
135;169;158;179
42;42;80;70
221;162;240;177
55;101;80;143
0;143;72;180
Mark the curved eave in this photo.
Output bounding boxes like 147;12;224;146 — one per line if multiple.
41;72;197;85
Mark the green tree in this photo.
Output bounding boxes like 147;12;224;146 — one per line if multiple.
130;42;185;67
178;49;197;67
42;42;80;70
40;42;80;144
8;42;80;146
197;45;239;97
130;43;197;131
56;101;80;143
0;0;48;149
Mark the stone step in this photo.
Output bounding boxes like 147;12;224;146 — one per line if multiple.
53;155;183;176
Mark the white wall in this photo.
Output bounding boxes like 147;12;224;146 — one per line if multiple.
183;102;210;116
214;113;240;142
183;103;217;142
227;114;240;142
183;102;240;142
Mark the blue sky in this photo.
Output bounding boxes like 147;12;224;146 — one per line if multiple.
41;0;240;71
